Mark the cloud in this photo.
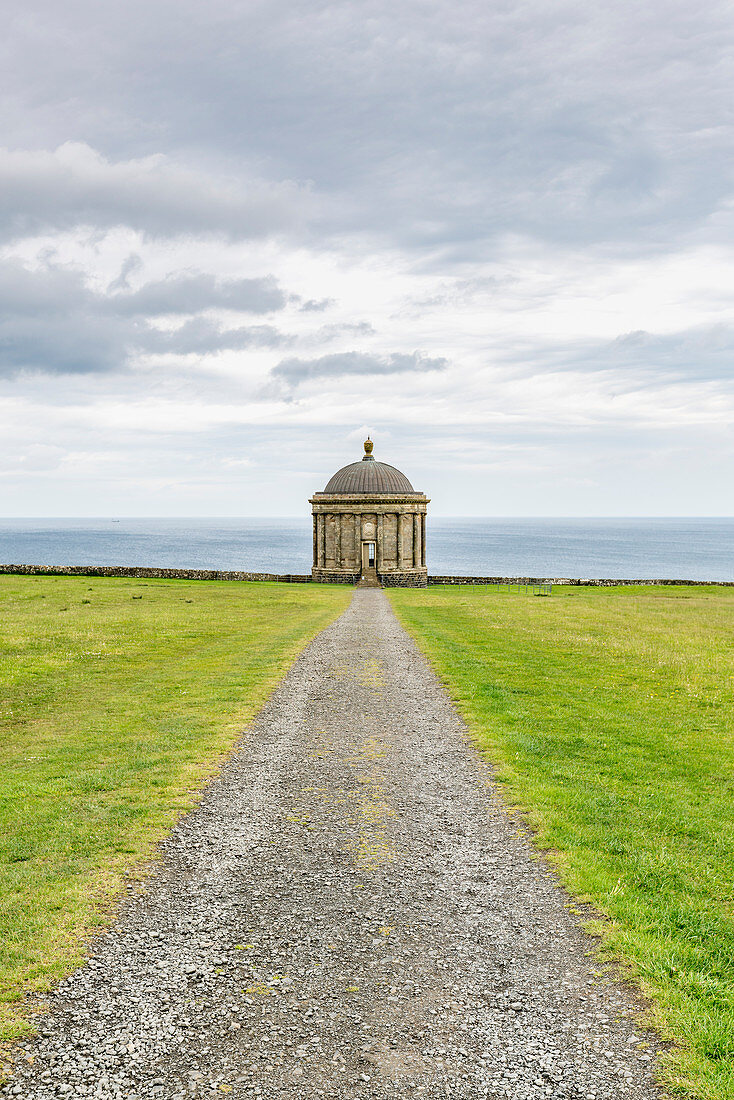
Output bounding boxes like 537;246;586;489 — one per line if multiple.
272;350;448;385
4;2;733;256
0;443;65;476
299;298;334;313
0;261;130;374
141;318;287;355
308;321;376;344
107;253;143;293
601;327;734;383
534;325;734;386
0;259;290;374
110;272;287;315
0;142;304;242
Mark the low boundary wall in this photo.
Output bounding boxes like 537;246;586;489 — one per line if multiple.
428;575;734;587
0;564;732;587
0;564;312;583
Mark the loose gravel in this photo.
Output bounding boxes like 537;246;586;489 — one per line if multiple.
4;589;664;1099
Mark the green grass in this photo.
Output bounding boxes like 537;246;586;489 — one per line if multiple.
0;575;350;1041
388;584;734;1100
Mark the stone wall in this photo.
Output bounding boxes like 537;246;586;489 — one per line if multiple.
428;575;734;587
379;569;428;588
0;564;313;583
1;564;729;587
310;568;361;585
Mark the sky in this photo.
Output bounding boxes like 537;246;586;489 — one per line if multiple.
1;0;733;517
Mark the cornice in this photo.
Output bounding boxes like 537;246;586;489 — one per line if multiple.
310;493;429;505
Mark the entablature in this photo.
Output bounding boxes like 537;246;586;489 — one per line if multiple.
310;494;429;511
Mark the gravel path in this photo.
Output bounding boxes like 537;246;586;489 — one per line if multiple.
5;589;664;1100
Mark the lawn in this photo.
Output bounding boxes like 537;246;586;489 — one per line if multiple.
388;583;734;1100
0;575;350;1042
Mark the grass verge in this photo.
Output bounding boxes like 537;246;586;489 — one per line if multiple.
0;575;351;1041
388;583;734;1100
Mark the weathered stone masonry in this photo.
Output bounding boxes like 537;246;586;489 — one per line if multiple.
0;564;311;582
310;499;427;583
0;565;727;586
310;439;429;587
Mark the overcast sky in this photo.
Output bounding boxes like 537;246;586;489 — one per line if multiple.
1;0;733;516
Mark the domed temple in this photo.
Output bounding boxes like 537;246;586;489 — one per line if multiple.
310;439;429;587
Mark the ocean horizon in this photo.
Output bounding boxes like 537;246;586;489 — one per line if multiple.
0;517;732;582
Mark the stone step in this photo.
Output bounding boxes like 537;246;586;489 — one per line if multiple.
357;571;382;588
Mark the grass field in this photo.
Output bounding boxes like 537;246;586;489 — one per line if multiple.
388;584;734;1100
0;575;350;1042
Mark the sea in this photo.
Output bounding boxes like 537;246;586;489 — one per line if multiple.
0;517;732;581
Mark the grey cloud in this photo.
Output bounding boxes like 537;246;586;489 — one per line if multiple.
299;299;334;313
272;351;448;385
141;319;287;355
0;260;90;318
0;312;129;375
309;321;376;344
0;143;303;242
501;325;734;388
0;260;290;375
586;327;734;385
3;2;732;255
107;254;143;292
0;261;129;373
111;273;287;315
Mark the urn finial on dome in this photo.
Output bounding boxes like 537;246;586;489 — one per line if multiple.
320;441;417;493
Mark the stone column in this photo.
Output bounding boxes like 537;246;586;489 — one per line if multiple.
376;514;384;571
312;514;318;568
317;514;326;568
325;514;335;567
334;513;342;568
421;513;427;567
413;512;421;569
354;513;361;571
342;513;353;569
389;513;399;569
398;512;412;570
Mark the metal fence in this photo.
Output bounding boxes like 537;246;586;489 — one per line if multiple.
431;580;553;596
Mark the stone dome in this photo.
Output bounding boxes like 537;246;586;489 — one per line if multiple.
323;439;416;494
